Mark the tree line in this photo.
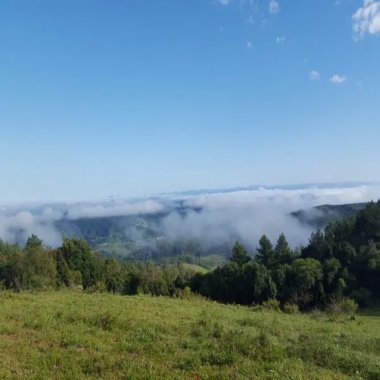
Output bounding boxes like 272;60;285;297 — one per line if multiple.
192;201;380;309
1;201;379;309
0;235;195;296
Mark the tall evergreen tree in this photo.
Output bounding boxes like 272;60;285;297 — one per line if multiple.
256;235;274;268
274;233;292;264
230;241;251;267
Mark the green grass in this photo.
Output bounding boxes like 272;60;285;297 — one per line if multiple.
199;254;226;270
0;291;379;379
180;263;209;274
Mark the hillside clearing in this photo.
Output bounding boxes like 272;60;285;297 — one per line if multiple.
0;291;379;379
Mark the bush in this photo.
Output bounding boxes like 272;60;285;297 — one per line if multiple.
326;297;358;316
262;298;280;311
173;286;193;300
282;302;299;314
341;298;358;315
86;281;107;294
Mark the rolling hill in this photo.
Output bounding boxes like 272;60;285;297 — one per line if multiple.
0;290;379;379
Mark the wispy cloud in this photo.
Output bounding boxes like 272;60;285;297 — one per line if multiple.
330;74;347;84
309;70;320;80
353;0;380;39
216;0;278;25
276;36;286;43
269;0;279;14
246;40;253;48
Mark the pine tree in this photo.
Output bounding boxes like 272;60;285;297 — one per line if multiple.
230;241;251;267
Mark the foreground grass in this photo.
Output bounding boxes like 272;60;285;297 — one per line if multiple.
0;291;379;379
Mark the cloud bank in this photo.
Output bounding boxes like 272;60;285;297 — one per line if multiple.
1;184;379;250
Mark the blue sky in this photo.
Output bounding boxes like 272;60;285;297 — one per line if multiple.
0;0;379;202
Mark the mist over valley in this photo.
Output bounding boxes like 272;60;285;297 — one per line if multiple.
1;183;378;263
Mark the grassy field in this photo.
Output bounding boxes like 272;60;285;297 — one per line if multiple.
0;291;379;379
180;263;209;274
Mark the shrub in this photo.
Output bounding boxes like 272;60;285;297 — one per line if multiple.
173;286;193;299
341;298;358;315
86;281;107;294
262;298;281;311
326;297;358;316
282;302;299;314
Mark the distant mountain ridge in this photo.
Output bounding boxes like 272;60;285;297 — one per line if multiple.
161;181;375;197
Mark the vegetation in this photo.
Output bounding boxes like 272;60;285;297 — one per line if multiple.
193;201;380;310
291;202;366;229
0;291;379;379
1;200;380;312
0;200;380;378
55;213;230;263
51;202;367;261
0;235;202;297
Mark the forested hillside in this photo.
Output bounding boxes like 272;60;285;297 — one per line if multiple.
1;201;379;310
291;203;366;229
194;201;380;308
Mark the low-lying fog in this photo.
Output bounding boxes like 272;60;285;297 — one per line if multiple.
1;183;379;249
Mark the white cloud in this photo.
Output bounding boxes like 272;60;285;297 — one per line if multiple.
269;0;279;14
276;36;286;43
353;0;380;39
246;40;252;48
162;185;380;248
330;74;347;84
309;70;320;80
0;199;166;247
65;200;165;220
1;184;380;249
216;0;277;25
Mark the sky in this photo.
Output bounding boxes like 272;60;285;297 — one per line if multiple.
0;0;379;202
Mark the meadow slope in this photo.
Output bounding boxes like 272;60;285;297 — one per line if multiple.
0;291;379;379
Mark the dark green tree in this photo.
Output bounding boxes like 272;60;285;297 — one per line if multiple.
230;241;251;267
256;235;274;267
24;235;57;289
290;258;324;308
104;258;126;294
58;238;102;289
274;233;293;264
